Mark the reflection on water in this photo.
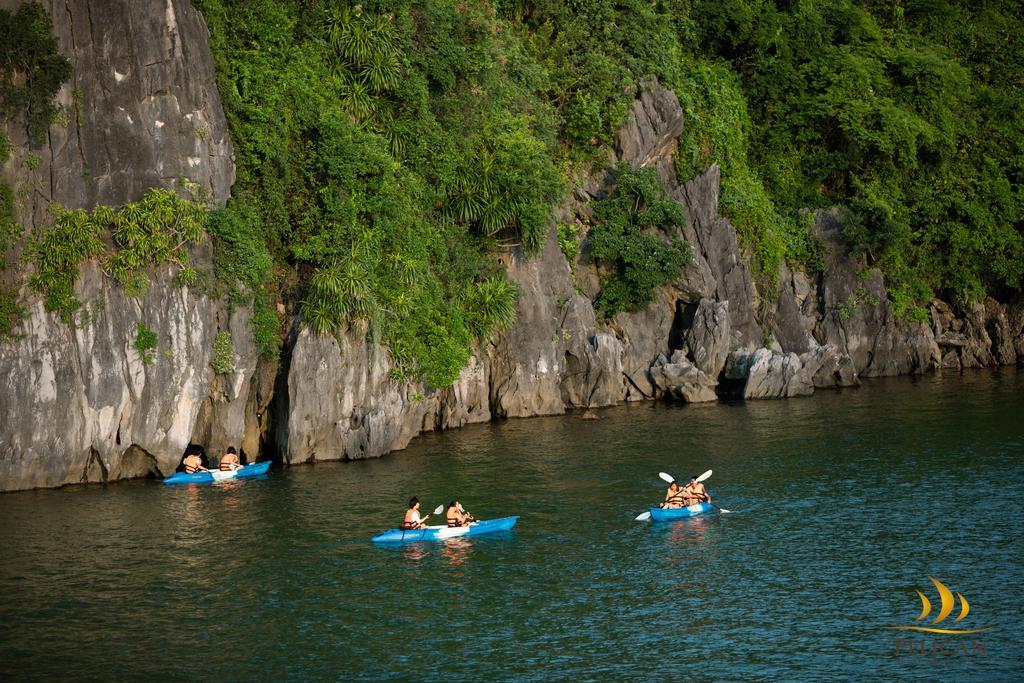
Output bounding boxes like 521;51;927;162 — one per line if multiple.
0;370;1022;681
402;544;428;562
440;537;473;569
666;516;710;547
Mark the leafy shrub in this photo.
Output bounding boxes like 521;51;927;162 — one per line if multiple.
557;221;581;265
133;321;157;365
249;300;281;361
205;201;273;298
441;111;564;252
589;164;692;317
0;3;72;143
211;330;233;374
175;266;199;288
24;190;206;320
464;275;519;342
24;189;206;320
102;189;207;295
0;288;23;341
26;207;104;322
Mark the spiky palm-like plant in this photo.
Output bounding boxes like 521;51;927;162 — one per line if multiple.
340;76;374;122
324;6;402;127
464;275;519;341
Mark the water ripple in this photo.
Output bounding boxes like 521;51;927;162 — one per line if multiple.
1;370;1022;680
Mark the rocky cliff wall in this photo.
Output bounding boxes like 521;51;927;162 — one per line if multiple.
0;0;252;491
0;253;261;488
1;10;1021;491
1;0;234;227
277;82;1023;467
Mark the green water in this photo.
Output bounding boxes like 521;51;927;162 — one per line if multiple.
2;370;1022;680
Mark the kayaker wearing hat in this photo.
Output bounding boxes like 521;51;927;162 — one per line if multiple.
445;501;476;527
403;497;431;529
661;480;687;509
681;475;711;505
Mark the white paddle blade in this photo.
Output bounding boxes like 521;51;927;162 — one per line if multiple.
635;511;652;521
433;504;445;515
695;469;713;483
658;472;675;484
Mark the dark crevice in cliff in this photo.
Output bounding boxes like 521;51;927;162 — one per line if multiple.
622;371;651;399
263;323;298;464
669;300;698;351
81;447;108;484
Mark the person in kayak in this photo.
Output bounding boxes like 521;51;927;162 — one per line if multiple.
182;452;207;474
403;497;431;529
219;447;241;471
445;501;476;527
661;480;687;509
682;475;711;505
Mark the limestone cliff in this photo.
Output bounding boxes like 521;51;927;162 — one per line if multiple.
278;82;1023;467
0;0;252;491
1;0;234;225
1;6;1021;491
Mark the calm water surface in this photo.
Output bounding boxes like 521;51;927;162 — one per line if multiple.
2;370;1023;680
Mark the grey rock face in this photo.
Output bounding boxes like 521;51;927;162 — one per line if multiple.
0;0;234;229
678;167;760;346
929;297;1020;369
0;0;244;491
726;346;840;400
190;303;268;459
0;257;259;491
611;295;675;401
615;80;684;171
769;264;816;355
767;208;943;382
650;351;718;403
283;327;489;464
488;224;587;418
678;299;731;377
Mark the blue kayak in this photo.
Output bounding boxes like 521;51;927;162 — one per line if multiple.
372;516;519;543
163;460;271;485
648;502;715;521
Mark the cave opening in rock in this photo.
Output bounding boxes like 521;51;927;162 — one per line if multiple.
119;445;161;480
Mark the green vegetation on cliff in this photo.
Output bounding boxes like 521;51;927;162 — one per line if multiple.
0;2;71;143
590;164;691;317
26;189;206;322
194;0;1021;376
688;0;1024;315
196;0;564;385
2;1;1022;373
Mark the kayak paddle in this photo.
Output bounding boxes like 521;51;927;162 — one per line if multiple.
659;469;712;484
411;504;444;526
637;470;717;520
